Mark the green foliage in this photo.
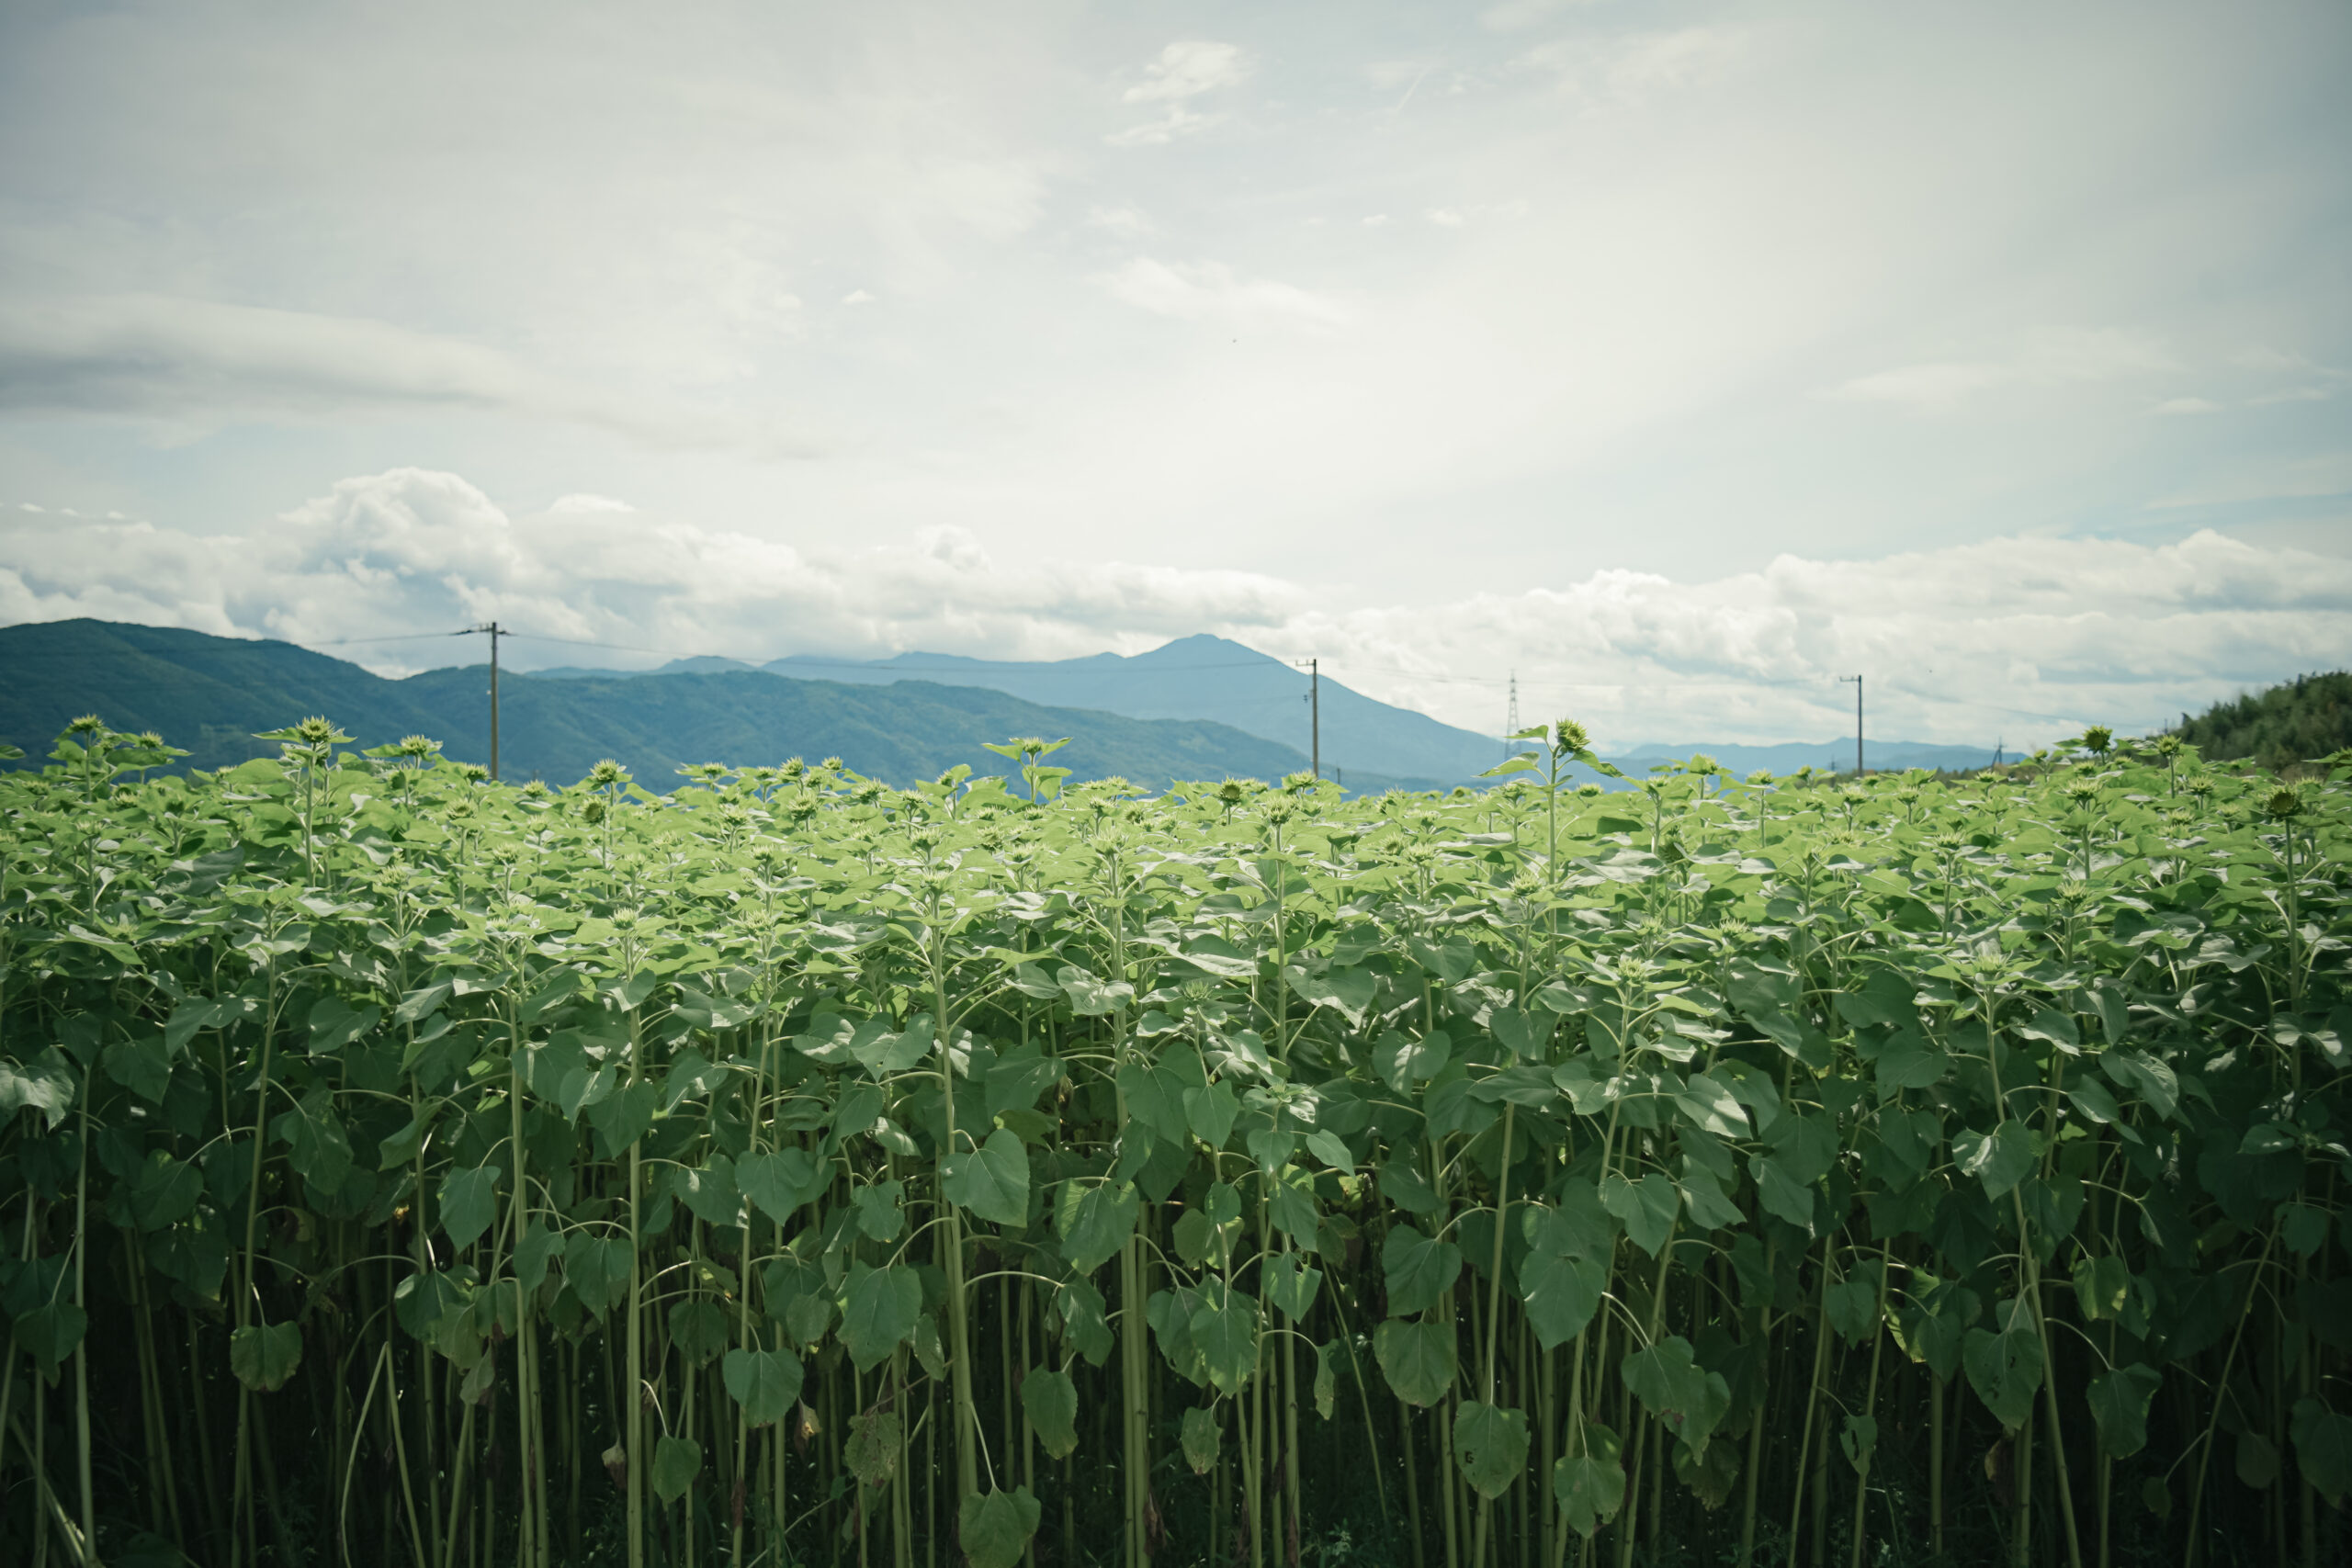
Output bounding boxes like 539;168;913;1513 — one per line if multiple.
1020;1365;1080;1459
1;709;2345;1567
959;1486;1043;1568
2174;669;2351;773
721;1347;804;1427
1453;1401;1531;1499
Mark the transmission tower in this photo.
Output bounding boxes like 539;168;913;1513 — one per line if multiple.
1504;670;1519;758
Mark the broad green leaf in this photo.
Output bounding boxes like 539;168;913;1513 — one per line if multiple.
1765;1113;1838;1185
513;1226;561;1293
1190;1285;1260;1397
2086;1364;2161;1459
2290;1398;2352;1507
1373;1028;1450;1092
1840;1413;1879;1473
845;1408;902;1486
854;1179;906;1242
271;1084;355;1190
1020;1367;1079;1459
1116;1060;1190;1145
669;1299;729;1367
584;1079;657;1156
437;1165;502;1253
1378;1158;1441;1216
13;1302;88;1380
2013;1007;2079;1053
1055;1180;1137;1274
737;1147;828;1223
1873;1035;1948;1095
1184;1080;1238;1148
650;1435;702;1503
839;1262;922;1371
1833;971;1915;1030
673;1156;744;1228
1518;1251;1605;1350
1303;1127;1354;1174
1262;1252;1324;1321
722;1347;804;1427
1826;1278;1879;1344
309;994;382;1053
1553;1423;1627;1539
1952;1122;2035;1201
1600;1172;1678;1257
1382;1225;1464;1317
1678;1167;1744;1233
1453;1402;1532;1499
2071;1255;2131;1322
852;1013;933;1079
1622;1337;1706;1427
230;1322;303;1393
128;1154;202;1231
1058;966;1133;1017
563;1235;631;1315
1374;1316;1456;1406
943;1129;1030;1227
1056;1276;1114;1366
1673;1074;1749;1139
958;1486;1043;1568
2100;1048;2177;1121
1490;1007;1549;1059
1182;1405;1221;1474
1963;1314;2043;1430
103;1034;171;1103
1267;1171;1321;1248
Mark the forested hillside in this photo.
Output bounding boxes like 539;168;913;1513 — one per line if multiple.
2174;670;2351;772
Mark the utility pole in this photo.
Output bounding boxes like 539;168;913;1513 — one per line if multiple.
1295;658;1320;778
461;621;504;780
1504;670;1519;760
1838;674;1863;776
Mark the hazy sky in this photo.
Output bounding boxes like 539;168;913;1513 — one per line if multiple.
2;0;2347;748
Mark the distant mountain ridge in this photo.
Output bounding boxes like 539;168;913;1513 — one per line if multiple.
0;620;1423;792
542;633;1509;785
540;636;2003;783
3;619;2008;791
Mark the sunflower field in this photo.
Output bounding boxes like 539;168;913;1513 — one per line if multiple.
0;716;2346;1568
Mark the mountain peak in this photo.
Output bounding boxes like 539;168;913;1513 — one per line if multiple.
1133;633;1282;668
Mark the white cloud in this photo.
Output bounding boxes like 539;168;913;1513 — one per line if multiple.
1121;41;1248;105
2154;397;2222;415
842;289;876;306
0;293;819;454
1424;209;1465;227
1516;26;1754;107
1481;0;1607;33
4;470;2345;753
1084;205;1152;240
0;468;1307;676
1295;528;2352;748
1109;40;1248;144
1096;258;1351;328
1832;329;2177;410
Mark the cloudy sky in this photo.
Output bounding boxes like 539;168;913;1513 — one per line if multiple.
2;0;2346;749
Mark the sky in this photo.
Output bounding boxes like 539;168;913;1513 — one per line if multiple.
1;0;2346;750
